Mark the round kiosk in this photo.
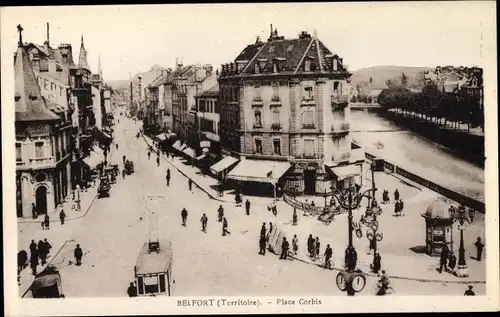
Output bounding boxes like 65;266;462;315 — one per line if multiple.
421;198;454;257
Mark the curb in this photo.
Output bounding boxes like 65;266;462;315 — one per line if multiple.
288;253;485;285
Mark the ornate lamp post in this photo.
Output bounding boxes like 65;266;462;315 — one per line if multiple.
449;205;475;277
361;162;382;225
332;184;374;296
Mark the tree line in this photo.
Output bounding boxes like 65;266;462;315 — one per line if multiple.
377;78;484;133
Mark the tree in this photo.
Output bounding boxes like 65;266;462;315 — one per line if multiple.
369;76;373;85
401;72;408;87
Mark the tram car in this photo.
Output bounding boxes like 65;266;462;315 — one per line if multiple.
134;240;174;296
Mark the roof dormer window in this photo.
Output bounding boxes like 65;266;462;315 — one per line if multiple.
305;59;311;72
254;63;260;74
273;62;278;73
287;45;294;52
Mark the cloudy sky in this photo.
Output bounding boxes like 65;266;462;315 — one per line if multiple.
1;2;495;81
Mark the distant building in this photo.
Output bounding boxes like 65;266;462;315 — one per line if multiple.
15;26;72;218
217;26;363;196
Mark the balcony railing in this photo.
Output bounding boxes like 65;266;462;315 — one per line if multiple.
302;123;315;129
252;97;263;107
331;122;350;133
271;123;281;130
331;94;349;104
301;98;316;107
25;156;56;168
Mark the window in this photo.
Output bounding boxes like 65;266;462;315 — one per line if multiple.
268;46;275;53
304;139;315;157
255;139;263;154
43;79;48;90
304;86;314;99
273;62;278;73
254;63;260;74
333;58;338;71
254;86;261;100
333;82;339;91
302;110;314;128
272;109;280;125
16;143;22;161
272;83;279;99
33;52;39;60
305;59;311;72
273;139;281;155
254;110;262;127
287;45;294;52
60;87;64;96
35;141;44;158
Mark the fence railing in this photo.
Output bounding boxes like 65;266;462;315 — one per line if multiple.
283;193;347;216
365;152;485;213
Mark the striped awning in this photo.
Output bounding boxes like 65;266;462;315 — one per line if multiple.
325;164;361;181
82;147;104;170
210;156;239;175
227;160;291;184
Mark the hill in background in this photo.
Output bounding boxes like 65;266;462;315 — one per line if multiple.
350;65;431;94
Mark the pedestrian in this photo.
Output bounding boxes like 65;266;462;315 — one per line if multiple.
259;235;267;255
156;156;160;167
181;208;188;226
44;214;50;230
30;250;39;276
280;237;290;260
188;179;193;191
399;200;405;215
292;234;299;255
75;185;81;211
122;169;126;179
324;244;333;268
74;244;83;266
394;200;400;216
127;282;137;297
38;240;46;265
464;285;475;296
44;238;52;257
59;209;66;225
260;223;266;238
394;189;400;201
311;201;315;207
307;234;314;257
292;208;298;226
373;252;382;274
148;151;151;160
272;205;278;217
268;222;273;239
315;237;321;260
29;239;37;254
245;199;251;216
166;169;171;186
200;213;208;233
438;244;449;273
18;250;28;274
222;217;230;236
217;205;224;222
448;252;457;274
235;192;242;206
32;203;38;219
474;237;484;261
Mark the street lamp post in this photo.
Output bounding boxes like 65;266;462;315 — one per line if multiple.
363;220;384;273
331;184;374;296
361;162;381;225
449;205;475;277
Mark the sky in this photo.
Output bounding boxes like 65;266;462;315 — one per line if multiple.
0;2;496;81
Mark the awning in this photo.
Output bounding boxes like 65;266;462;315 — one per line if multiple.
156;133;167;141
82;148;104;170
227;159;291;184
196;154;207;161
172;140;181;150
92;126;112;143
325;164;361;181
183;147;196;158
178;143;187;152
210;156;239;175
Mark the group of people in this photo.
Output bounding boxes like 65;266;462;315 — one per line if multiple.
22;239;52;276
306;234;333;268
180;206;231;236
381;189;405;216
438;237;484;275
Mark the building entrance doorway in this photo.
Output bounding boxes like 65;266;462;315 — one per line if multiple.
303;169;316;195
35;186;48;215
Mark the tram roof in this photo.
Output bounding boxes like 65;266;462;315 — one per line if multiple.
135;241;173;275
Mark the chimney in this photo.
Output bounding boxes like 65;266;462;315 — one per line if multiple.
43;22;50;53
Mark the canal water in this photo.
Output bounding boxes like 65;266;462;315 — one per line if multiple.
349;108;485;203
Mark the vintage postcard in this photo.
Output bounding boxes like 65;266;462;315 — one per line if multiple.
2;2;498;315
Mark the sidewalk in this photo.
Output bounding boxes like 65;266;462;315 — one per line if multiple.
142;134;486;284
18;144;116;297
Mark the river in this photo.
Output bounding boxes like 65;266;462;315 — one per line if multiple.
349;108;485;203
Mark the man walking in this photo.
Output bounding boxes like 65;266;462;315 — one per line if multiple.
181;208;188;226
156;155;160;167
217;205;224;222
292;208;298;225
127;282;138;297
32;203;38;219
464;285;475;296
245;199;251;216
222;217;230;236
307;234;314;258
324;244;333;269
74;244;83;266
474;237;484;261
394;189;400;201
280;237;290;260
43;214;50;230
200;213;208;233
438;244;449;273
59;209;66;225
315;237;321;260
259;235;267;255
38;240;46;265
188;179;193;192
30;249;39;276
166;169;171;186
